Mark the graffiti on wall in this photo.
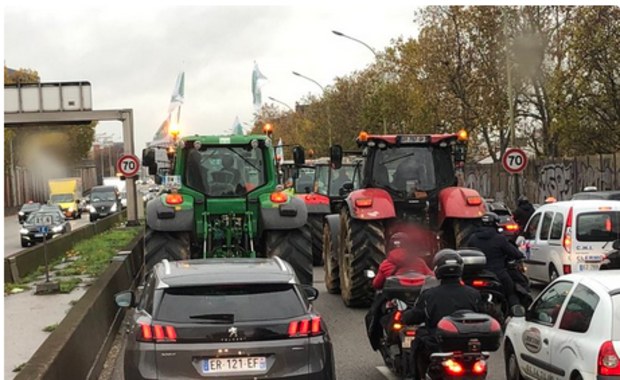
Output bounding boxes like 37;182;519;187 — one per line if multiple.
465;168;491;198
575;159;617;192
537;163;573;202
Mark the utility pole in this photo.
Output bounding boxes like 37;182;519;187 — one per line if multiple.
504;7;520;203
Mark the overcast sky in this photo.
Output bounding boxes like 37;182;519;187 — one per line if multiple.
4;4;420;150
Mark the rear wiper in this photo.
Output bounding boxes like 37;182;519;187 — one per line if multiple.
189;313;234;323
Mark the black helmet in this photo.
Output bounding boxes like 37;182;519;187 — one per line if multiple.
432;249;464;279
481;212;500;228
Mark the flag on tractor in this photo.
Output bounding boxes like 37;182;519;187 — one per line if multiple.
252;61;267;111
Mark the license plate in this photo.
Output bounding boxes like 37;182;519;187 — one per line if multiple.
203;357;267;374
578;263;600;271
402;336;415;348
35;233;43;238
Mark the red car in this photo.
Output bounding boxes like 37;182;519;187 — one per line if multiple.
485;201;520;242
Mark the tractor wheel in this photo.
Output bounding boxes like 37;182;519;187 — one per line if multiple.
340;211;385;307
266;226;313;286
308;214;324;266
145;228;191;271
453;218;480;248
323;222;340;294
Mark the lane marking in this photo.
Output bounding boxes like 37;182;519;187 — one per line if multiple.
376;366;399;380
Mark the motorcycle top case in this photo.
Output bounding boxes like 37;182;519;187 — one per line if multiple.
436;311;501;352
383;272;428;305
458;249;487;275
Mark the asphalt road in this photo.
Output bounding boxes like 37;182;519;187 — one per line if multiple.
102;267;544;380
4;214;91;257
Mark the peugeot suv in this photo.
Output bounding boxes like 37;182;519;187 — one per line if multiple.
115;258;335;379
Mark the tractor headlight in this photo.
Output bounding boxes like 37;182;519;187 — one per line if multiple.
110;203;118;212
20;228;28;235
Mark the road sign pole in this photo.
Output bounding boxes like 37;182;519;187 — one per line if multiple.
43;232;50;283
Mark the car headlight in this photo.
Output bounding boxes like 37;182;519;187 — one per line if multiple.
110;203;118;212
89;205;96;213
68;207;74;212
52;225;63;233
20;228;28;234
18;211;25;216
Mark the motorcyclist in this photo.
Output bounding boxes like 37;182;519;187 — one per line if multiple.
402;249;483;377
465;212;525;309
513;195;535;230
372;232;433;290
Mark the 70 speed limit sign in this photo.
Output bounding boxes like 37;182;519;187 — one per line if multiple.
502;148;528;174
117;154;141;177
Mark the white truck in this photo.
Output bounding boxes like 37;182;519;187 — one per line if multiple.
103;177;127;209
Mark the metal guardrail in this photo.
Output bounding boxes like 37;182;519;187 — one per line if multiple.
4;210;127;283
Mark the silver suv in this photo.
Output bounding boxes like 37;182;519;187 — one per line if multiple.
115;258;335;379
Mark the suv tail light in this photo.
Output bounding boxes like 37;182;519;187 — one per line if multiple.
138;322;177;342
505;223;519;232
598;340;620;375
289;316;323;337
562;207;573;253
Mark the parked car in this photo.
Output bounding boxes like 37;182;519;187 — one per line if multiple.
504;270;620;380
115;258;335;380
486;201;520;242
20;209;72;247
17;202;41;224
87;185;121;222
572;190;620;201
517;200;620;283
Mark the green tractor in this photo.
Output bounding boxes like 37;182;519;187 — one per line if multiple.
141;134;313;285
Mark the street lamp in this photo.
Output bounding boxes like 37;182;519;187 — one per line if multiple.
268;96;294;112
332;30;387;134
292;71;331;146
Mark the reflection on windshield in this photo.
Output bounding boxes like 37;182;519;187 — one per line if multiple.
295;168;315;194
372;147;436;192
330;166;357;196
185;146;266;197
50;194;74;203
91;192;117;202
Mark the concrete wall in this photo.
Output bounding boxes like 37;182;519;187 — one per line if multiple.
14;232;144;380
465;152;620;207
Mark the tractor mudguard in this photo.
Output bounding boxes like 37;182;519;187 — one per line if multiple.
261;196;308;230
324;213;341;260
296;193;331;214
438;187;486;224
345;188;396;220
146;196;194;232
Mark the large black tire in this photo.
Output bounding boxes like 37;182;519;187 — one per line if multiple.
323;222;340;294
265;226;313;286
454;218;480;248
145;228;191;271
308;214;324;266
340;211;385;307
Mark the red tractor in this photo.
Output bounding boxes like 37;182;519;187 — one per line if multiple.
324;130;486;306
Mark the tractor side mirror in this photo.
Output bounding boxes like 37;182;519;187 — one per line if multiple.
293;146;305;165
142;148;158;175
330;145;343;169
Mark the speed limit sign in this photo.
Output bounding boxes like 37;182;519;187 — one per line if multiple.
502;148;528;174
117;154;141;177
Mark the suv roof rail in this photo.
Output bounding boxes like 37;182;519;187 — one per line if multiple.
273;256;289;272
161;259;171;275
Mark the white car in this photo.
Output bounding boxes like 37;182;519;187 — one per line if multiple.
518;200;620;283
504;270;620;380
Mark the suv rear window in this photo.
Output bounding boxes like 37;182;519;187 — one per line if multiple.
576;211;620;242
156;284;306;323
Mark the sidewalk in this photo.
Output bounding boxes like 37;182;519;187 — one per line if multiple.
4;282;87;379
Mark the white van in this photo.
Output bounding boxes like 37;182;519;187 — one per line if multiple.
518;200;620;283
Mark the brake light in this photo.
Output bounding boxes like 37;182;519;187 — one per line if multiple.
563;264;572;275
598;341;620;375
405;329;416;337
466;196;482;206
165;193;183;205
355;198;373;208
605;218;612;232
472;279;490;288
489;318;501;332
437;319;459;333
505;223;519;231
270;191;288;203
138;323;177;342
398;277;426;287
562;207;573;253
442;359;464;375
392;310;404;331
289;316;323;337
472;360;487;375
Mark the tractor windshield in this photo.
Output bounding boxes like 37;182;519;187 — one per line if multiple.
371;145;453;193
184;145;266;196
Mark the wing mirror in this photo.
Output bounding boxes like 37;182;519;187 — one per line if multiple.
330;145;343;170
511;305;526;318
339;182;354;196
302;285;319;301
293;146;305;165
114;290;136;308
142;148;158;175
612;239;620;251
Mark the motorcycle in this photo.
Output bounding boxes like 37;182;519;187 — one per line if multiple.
600;239;620;270
419;310;502;380
365;270;434;378
459;249;532;326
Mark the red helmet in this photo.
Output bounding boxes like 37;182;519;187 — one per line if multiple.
388;232;410;250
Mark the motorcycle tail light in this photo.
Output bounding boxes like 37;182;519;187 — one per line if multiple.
472;360;487;375
442;359;464;375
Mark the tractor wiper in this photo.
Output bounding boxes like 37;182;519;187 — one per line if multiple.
227;148;260;172
381;152;416;165
189;313;235;323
